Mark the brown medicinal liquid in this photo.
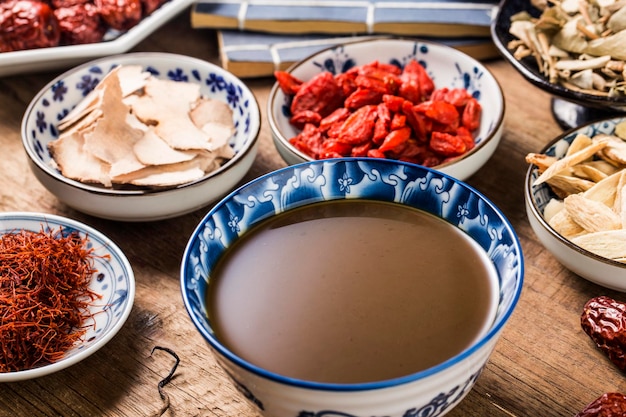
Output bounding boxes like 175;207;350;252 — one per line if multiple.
207;200;498;384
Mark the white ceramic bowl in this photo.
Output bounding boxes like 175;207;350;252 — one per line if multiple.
525;116;626;291
267;37;505;181
182;158;524;417
0;212;135;382
22;52;261;222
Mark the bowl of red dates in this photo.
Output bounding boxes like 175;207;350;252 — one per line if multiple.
268;37;505;181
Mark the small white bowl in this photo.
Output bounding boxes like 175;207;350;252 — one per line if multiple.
0;212;135;382
268;37;505;181
22;52;261;222
525;116;626;291
182;158;524;417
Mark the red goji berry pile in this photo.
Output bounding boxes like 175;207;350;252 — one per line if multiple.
274;59;482;167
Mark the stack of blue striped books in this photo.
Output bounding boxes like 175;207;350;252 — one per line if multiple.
191;0;500;78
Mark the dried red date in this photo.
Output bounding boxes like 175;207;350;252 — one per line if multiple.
94;0;142;31
1;0;168;52
54;3;106;45
0;0;60;52
581;296;626;372
576;392;626;417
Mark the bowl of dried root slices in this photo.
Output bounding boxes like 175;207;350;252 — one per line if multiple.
492;0;626;128
21;52;261;222
525;116;626;291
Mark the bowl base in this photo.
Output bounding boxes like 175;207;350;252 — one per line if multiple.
551;97;624;130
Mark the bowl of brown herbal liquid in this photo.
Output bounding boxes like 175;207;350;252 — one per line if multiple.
181;158;524;417
491;0;626;130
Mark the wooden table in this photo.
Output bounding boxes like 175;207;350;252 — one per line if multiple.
1;8;624;417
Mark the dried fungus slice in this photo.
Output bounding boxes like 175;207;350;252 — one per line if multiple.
130;78;215;151
48;127;112;187
133;128;198;166
49;64;237;189
111;159;205;187
190;98;235;149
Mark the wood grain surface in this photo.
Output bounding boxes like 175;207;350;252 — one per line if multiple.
0;8;625;417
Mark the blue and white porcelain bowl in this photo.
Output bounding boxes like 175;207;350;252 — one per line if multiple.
525;116;626;291
0;212;134;382
268;37;505;181
21;52;261;222
181;158;524;417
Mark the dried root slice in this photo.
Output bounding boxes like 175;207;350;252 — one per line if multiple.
563;193;622;233
533;137;609;186
571;229;626;261
597;134;626;164
548;206;586;238
526;152;558;172
528;121;626;263
49;65;236;189
546;174;595;197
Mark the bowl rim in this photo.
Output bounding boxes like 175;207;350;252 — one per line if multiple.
20;51;262;197
491;0;626;108
181;157;525;391
0;211;135;382
525;115;626;269
267;36;506;170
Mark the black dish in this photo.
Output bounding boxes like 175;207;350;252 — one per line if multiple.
490;0;626;130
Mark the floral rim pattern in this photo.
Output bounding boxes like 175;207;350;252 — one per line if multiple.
23;53;257;193
0;212;134;382
182;158;523;399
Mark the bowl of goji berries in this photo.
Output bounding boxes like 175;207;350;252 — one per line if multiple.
268;37;505;181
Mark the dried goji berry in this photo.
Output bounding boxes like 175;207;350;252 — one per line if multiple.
337;105;377;145
399;60;434;103
274;71;303;96
350;141;372;157
289;123;323;159
367;149;386;158
291;72;344;118
444;88;473;107
382;94;405;113
462;97;482;131
430;131;467;157
290;110;321;130
390;113;406;130
320;108;350;134
373;103;391;145
379;127;411;153
335;72;358;97
402;101;431;142
416;100;459;126
344;88;384;110
320;139;353;158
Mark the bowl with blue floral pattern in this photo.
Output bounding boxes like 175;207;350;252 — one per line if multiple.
0;212;134;382
181;157;524;417
21;52;261;222
525;116;626;291
268;37;505;181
